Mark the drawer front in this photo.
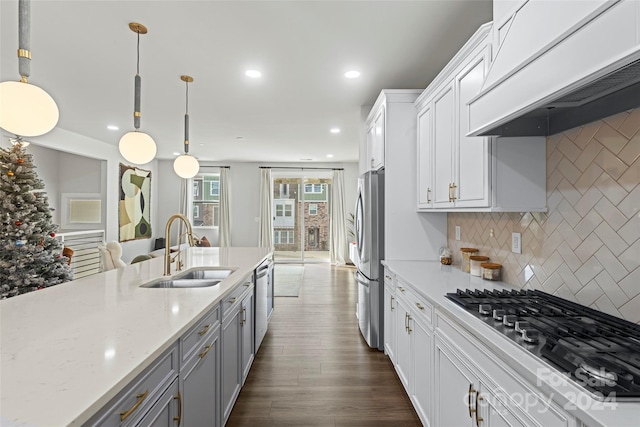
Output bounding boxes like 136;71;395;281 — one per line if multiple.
181;305;220;363
222;276;253;319
90;344;179;426
383;269;395;287
396;279;433;327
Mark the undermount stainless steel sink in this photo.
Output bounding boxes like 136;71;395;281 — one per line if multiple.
141;268;235;289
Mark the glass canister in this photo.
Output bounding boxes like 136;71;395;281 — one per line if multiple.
460;248;479;272
481;263;502;281
469;255;489;276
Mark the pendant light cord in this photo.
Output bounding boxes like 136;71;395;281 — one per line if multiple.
184;79;190;153
136;30;140;75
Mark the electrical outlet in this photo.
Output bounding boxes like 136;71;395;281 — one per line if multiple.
512;232;522;254
455;226;461;241
490;228;495;238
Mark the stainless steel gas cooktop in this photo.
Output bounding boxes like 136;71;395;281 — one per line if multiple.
446;289;640;401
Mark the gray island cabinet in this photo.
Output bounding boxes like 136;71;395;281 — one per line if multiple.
0;247;271;427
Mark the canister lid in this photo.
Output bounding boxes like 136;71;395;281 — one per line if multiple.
469;255;489;261
460;247;479;253
480;263;501;269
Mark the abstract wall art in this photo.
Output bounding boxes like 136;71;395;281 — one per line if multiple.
119;163;152;242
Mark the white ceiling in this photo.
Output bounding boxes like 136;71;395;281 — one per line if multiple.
0;0;492;163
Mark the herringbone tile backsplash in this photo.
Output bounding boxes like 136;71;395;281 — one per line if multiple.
447;109;640;323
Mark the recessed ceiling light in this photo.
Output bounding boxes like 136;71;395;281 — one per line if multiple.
107;125;119;131
173;152;181;156
236;136;244;140
199;143;204;146
330;128;340;134
245;70;262;78
326;154;334;158
344;70;360;79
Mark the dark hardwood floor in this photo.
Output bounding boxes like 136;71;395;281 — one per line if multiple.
227;263;421;426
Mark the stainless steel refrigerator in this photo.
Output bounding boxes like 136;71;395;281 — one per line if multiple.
353;169;384;350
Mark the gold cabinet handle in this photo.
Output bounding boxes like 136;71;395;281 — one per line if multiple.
173;390;182;426
398;287;405;292
468;384;475;418
427;188;431;203
198;323;211;336
404;313;409;332
120;389;149;421
451;182;457;201
475;391;484;426
244;282;251;287
385;275;392;280
407;315;412;334
415;302;424;311
228;297;237;304
199;344;213;359
242;307;247;325
390;296;395;311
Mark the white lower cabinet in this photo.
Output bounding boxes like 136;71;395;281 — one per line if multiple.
393;282;434;427
241;288;255;384
135;379;180;427
435;311;576;427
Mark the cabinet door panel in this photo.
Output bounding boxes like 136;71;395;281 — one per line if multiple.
412;317;432;427
181;332;219;427
372;108;386;170
394;296;412;391
417;106;433;209
221;310;241;424
456;48;490;207
241;293;255;384
434;338;475;427
383;284;396;362
432;84;455;208
479;383;528;427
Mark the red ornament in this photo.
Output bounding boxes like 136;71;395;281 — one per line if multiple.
50;232;56;237
17;159;24;164
15;221;22;226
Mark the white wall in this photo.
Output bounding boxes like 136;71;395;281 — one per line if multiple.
25;128;159;263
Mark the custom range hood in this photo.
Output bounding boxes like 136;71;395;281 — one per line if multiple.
468;0;640;137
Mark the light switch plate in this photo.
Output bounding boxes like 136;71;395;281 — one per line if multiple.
512;232;522;254
455;226;461;241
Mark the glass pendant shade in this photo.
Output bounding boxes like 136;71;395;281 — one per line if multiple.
173;154;200;178
119;131;157;164
0;80;59;137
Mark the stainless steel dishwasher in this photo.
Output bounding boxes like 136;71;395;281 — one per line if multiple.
254;258;272;351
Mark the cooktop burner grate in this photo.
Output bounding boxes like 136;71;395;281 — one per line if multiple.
445;289;640;400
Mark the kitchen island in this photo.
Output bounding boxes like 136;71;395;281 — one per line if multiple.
0;246;271;427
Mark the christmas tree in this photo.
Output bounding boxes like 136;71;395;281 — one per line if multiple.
0;141;73;299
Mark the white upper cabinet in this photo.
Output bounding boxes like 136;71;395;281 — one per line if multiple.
415;22;546;213
365;105;386;171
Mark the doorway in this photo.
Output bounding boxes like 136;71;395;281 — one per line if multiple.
272;171;332;263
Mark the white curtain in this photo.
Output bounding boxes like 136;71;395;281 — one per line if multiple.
218;167;231;247
258;168;273;248
330;169;349;265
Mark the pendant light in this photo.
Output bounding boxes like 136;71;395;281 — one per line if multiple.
0;0;59;138
118;22;157;165
173;75;200;179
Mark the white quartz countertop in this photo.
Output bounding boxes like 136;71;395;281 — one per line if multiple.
383;260;640;427
1;247;271;427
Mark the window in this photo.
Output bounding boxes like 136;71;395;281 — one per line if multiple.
304;183;323;193
309;204;318;215
275;203;292;217
191;173;220;227
210;180;220;197
274;230;294;244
